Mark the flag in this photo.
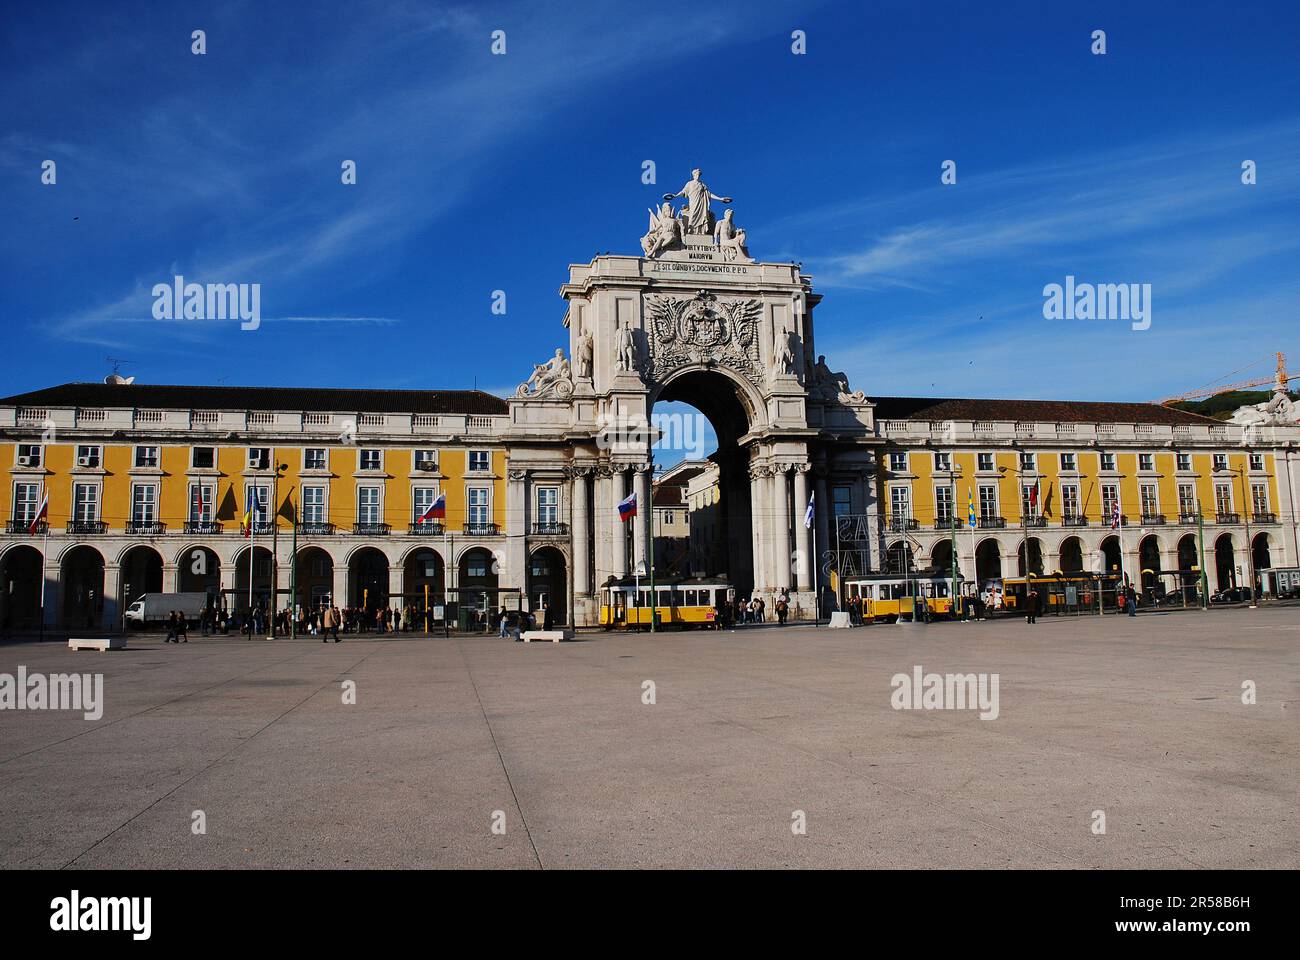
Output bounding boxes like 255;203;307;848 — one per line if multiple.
417;492;446;524
242;488;254;538
1028;480;1039;514
191;484;204;522
617;491;637;521
803;491;815;529
967;488;977;529
1110;500;1121;530
29;490;48;534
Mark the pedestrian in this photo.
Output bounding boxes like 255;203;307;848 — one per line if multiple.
497;606;509;638
165;610;178;644
1025;588;1038;624
776;595;788;626
177;612;189;642
542;601;554;631
1127;584;1137;617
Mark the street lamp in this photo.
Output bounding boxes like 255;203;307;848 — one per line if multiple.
1232;464;1257;609
269;461;288;637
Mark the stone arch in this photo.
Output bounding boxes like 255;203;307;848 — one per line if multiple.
1099;535;1122;577
232;544;276;611
528;545;568;625
294;545;335;610
1016;537;1044;576
1138;534;1163;592
118;544;164;615
1059;536;1084;573
975;538;1002;584
60;544;105;629
0;544;43;629
1214;533;1237;591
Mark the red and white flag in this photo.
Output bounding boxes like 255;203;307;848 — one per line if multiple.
29;489;48;534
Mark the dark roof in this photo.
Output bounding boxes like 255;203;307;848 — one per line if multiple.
0;382;509;416
652;483;688;507
867;396;1219;426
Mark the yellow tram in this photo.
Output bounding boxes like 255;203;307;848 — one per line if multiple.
1000;574;1120;611
841;572;968;622
599;578;733;630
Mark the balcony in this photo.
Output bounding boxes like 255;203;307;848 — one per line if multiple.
1253;512;1277;524
1023;516;1047;528
531;522;570;536
408;521;445;536
352;522;390;536
463;522;500;536
882;517;918;533
246;521;275;536
1061;515;1088;527
1139;514;1166;526
1215;513;1240;525
300;522;335;536
67;520;107;535
6;519;46;535
1177;513;1199;525
184;520;224;535
978;517;1006;529
933;518;962;531
125;520;167;535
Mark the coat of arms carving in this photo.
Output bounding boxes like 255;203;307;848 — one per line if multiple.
643;291;764;387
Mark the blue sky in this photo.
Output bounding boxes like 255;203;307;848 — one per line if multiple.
2;0;1298;425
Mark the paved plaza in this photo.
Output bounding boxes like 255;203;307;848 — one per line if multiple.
0;608;1296;870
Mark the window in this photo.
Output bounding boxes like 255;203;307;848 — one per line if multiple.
1176;453;1191;471
1060;452;1077;472
73;483;99;521
412;487;441;522
1101;484;1120;521
303;485;326;524
311;556;331;577
468;450;490;472
832;486;852;517
536;487;559;525
1178;484;1196;515
1139;453;1154;471
1214;483;1232;515
135;446;159;468
934;452;951;472
1021;484;1040;518
131;484;157;523
191;446;215;469
413;449;437;470
246;484;269;524
1062;483;1081;518
247;447;269;470
935;485;953;523
662;510;674;525
465;555;488;578
977;452;994;471
1213;454;1228;471
1139;483;1158;517
76;445;101;468
304;448;327;471
359;449;382;471
188;483;214;522
1100;452;1116;471
1019;452;1036;471
978;484;998;519
357;486;382;524
12;483;39;523
1249;453;1264;471
467;487;490;526
1251;483;1269;516
889;485;911;521
16;444;42;467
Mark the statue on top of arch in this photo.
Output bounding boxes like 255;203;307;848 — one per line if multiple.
639;167;752;263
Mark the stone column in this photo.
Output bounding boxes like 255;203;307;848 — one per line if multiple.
749;467;766;593
593;469;610;587
331;565;349;609
814;471;830;594
102;564;121;632
633;467;651;575
611;468;628;579
793;466;812;591
162;562;178;593
771;465;791;591
505;468;528;600
571;468;590;597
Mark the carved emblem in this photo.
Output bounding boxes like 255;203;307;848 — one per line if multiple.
643;290;764;387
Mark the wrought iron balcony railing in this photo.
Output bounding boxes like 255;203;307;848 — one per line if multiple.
1061;514;1088;527
353;522;390;536
1215;513;1240;525
463;522;500;536
1177;512;1199;525
978;516;1007;529
125;520;167;535
6;519;46;535
882;517;918;533
933;518;962;530
408;521;445;536
1022;516;1047;528
67;520;107;535
1139;514;1165;526
530;522;569;536
300;522;335;536
1253;512;1277;524
184;520;223;534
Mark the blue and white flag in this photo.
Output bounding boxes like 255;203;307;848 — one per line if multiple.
803;491;815;529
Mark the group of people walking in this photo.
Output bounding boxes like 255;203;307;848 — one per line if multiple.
711;591;791;629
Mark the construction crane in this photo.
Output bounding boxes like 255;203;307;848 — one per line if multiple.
1158;352;1289;405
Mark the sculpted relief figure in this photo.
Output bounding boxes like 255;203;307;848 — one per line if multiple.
1230;388;1299;426
664;167;731;236
770;317;795;380
617;319;639;374
810;354;866;403
517;348;573;399
641;201;682;259
576;330;594;381
714;209;752;263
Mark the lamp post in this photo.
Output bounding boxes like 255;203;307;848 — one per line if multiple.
269;461;287;638
1234;465;1257;608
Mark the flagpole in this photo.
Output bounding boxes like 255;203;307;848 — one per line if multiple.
289;485;298;640
247;483;255;637
810;495;819;626
38;481;48;643
646;475;655;635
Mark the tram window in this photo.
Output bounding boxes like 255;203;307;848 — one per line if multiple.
684;589;697;606
637;590;648;607
672;590;684;606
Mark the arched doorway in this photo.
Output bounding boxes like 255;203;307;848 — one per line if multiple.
349;547;389;612
177;546;221;607
402;547;444;622
652;369;759;596
1138;535;1162;592
1214;534;1236;590
295;547;335;611
0;545;43;629
885;540;912;574
61;545;104;629
1252;533;1271;576
1059;536;1084;573
1177;534;1200;601
975;539;1001;585
1017;537;1044;576
119;545;163;617
930;539;954;576
458;547;498;620
233;545;274;612
528;547;567;625
1100;536;1122;577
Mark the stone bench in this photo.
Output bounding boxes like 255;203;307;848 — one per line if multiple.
828;612;852;629
520;630;575;643
68;636;127;652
